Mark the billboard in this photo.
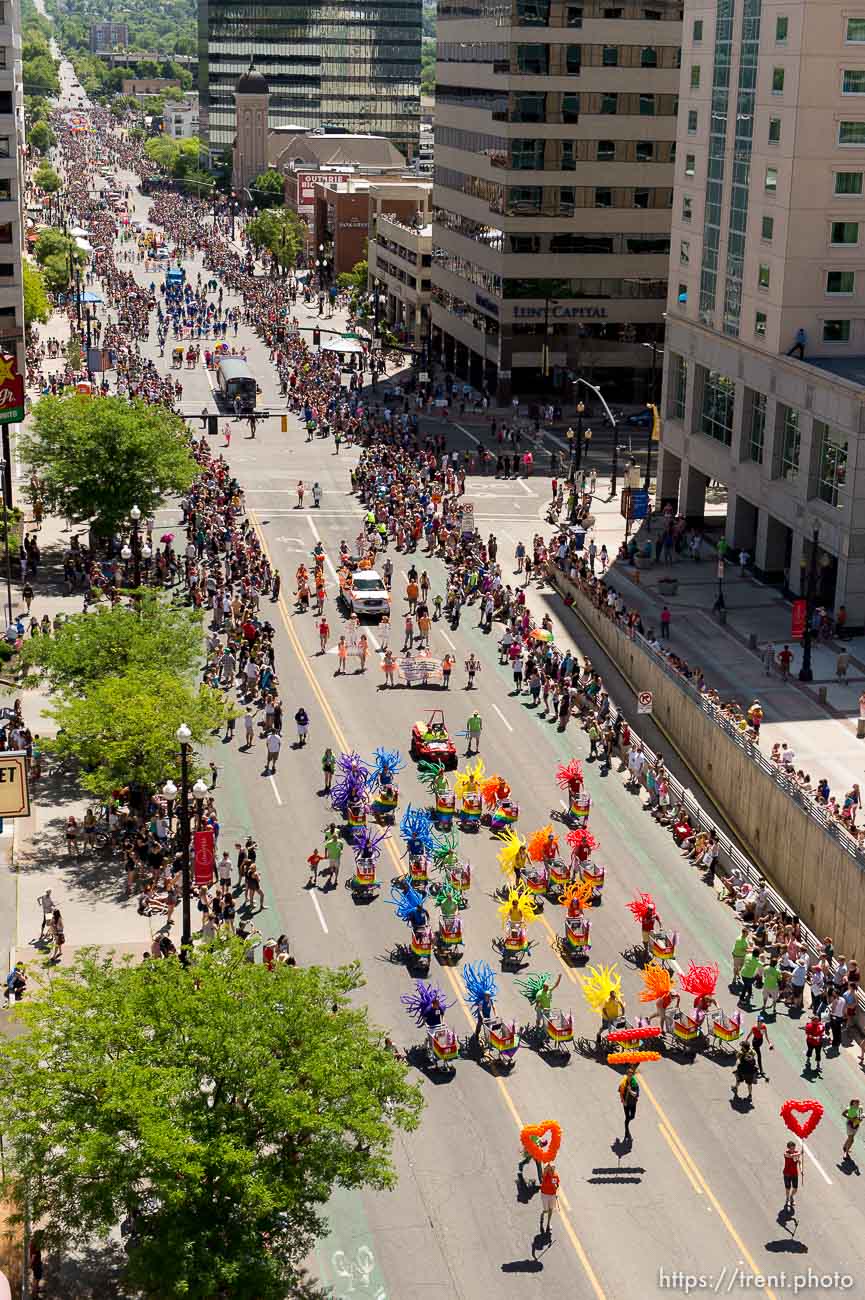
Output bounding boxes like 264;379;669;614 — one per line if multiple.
296;171;347;213
0;354;25;424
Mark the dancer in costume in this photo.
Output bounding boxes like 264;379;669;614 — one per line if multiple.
400;804;434;892
518;971;563;1032
418;759;455;828
567;827;604;901
482;774;519;834
559;879;593;959
639;962;680;1032
369;746;405;822
389;881;431;973
331;751;372;828
401;980;457;1070
455;756;485;829
463;960;498;1047
522;825;557;901
579;963;626;1048
556;759;590;825
431;829;470;896
626;892;660;959
496;883;538;967
349;825;388;899
432;880;465;959
679;961;720;1022
497;827;529;887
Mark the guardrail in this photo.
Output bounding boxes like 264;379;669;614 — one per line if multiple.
550;563;865;1025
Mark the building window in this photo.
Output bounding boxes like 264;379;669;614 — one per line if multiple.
595;188;612;207
765;167;778;191
600;92;618;113
684;153;695;176
693;18;703;40
562;93;580;123
597;139;615;160
566;45;582;73
771;67;785;93
758;263;770;288
516;0;551;23
636;140;654;161
0;137;8;159
567;5;583;26
775;15;789;41
0;179;11;201
682;195;693;221
755;310;767;336
827;270;855;294
0;264;12;278
678;283;688;304
823;319;851;342
843;70;865;94
777;406;800;479
669;352;688;420
0;222;11;245
639;94;655;115
690;65;700;88
687;109;698;133
839;120;865;144
514;92;546;122
846;17;865;40
602;45;618;65
512;138;545;169
761;215;774;240
517;45;549;74
768;117;781;143
831;220;859;243
746;390;766;462
814;422;848;508
561;139;576;170
700;368;735;446
835;171;864;194
680;240;690;264
633;189;650;208
641;46;658;66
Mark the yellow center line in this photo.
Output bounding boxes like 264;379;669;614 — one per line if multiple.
658;1122;703;1196
250;512;607;1300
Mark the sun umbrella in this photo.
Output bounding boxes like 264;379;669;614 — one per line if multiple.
160;533;175;543
530;628;554;642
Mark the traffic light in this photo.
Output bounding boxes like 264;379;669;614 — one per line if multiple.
312;328;321;348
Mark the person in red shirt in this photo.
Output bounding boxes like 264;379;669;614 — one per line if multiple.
802;1014;825;1074
318;618;330;654
539;1163;560;1236
782;1141;801;1213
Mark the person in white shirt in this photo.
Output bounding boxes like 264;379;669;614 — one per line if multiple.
265;731;281;773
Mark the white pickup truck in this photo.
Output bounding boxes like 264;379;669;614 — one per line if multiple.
341;570;390;621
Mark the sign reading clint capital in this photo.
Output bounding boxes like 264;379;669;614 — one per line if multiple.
0;354;25;425
0;752;31;818
513;305;609;321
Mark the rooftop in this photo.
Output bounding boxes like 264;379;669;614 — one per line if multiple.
271;132;406;172
806;355;865;390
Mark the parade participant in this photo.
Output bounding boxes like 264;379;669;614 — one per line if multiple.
732;1042;759;1103
842;1099;863;1161
463;961;498;1048
627;892;659;958
619;1066;640;1140
782;1141;802;1213
539;1163;560;1236
640;962;680;1032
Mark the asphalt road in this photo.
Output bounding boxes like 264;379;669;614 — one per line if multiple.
61;154;865;1300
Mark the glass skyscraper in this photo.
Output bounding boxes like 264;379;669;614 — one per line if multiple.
199;0;422;163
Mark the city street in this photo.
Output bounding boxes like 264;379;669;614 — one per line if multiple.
14;116;865;1299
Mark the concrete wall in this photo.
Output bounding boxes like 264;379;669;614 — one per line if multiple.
553;569;865;953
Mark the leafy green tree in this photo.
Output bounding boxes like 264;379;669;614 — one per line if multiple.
34;227;81;269
182;168;216;197
421;38;436;96
45;668;226;796
19;597;204;693
22;51;59;99
336;258;369;296
144;135;180;174
249;168;286;209
28;120;54;154
0;945;422;1300
19;394;196;535
33;163;61;194
245;208;305;272
22;261;50;328
40;253;73;295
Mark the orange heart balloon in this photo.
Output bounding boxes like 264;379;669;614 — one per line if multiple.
520;1120;562;1164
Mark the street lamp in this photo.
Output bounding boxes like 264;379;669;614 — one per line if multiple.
798;526;820;683
574;401;585;477
176;722;193;960
162;778;177;828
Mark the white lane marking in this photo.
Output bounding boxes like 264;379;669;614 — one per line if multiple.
454;422;480;446
492;702;514;732
305;515;380;650
803;1144;833;1185
441;630;457;650
310;890;329;934
516;478;535;496
269;775;283;806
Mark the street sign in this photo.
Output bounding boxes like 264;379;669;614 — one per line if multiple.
0;752;30;818
630;489;649;519
460;503;475;536
637;691;653;715
193;828;215;885
791;598;807;640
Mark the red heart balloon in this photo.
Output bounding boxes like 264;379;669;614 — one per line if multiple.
780;1098;824;1140
520;1120;562;1164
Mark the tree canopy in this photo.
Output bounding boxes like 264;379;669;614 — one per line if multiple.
20;394;197;534
144;135;204;178
248;169;286;209
23;260;50;328
45;667;226;796
28;119;55;155
33;162;61;194
19;596;204;693
0;945;422;1299
245;208;305;272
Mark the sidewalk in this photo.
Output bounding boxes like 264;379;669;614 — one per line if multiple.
572;470;865;809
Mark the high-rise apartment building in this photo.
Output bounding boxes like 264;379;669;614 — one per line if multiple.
198;0;421;165
0;0;25;505
660;0;865;622
89;22;129;53
431;0;683;403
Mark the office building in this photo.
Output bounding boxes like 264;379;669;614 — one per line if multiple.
367;179;433;348
431;0;683;403
0;0;25;504
198;0;422;166
89;21;129;52
660;0;865;623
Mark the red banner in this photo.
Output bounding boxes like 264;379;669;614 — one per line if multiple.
791;599;807;640
0;354;25;425
193;829;215;885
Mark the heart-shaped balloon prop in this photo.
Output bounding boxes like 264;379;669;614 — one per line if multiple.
780;1098;824;1141
520;1120;562;1165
